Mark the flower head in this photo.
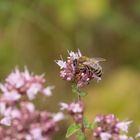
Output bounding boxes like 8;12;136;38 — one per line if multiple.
93;114;132;140
116;121;132;133
60;101;84;124
0;67;56;128
0;67;63;140
0;101;62;140
56;49;104;88
0;67;53;101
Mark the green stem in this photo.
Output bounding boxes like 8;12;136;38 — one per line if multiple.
77;93;86;139
71;84;86;140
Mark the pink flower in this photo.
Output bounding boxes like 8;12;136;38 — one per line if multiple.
100;132;111;140
0;67;53;101
0;101;62;139
21;102;35;112
10;109;21;118
27;83;42;100
6;68;25;88
116;121;132;133
93;114;132;140
60;102;84;114
67;49;82;60
60;102;69;110
30;127;43;140
2;90;21;101
60;101;84;124
52;112;64;122
42;86;54;96
56;49;104;88
0;117;11;126
119;135;128;140
0;102;6;115
0;67;62;140
56;60;66;69
69;102;83;113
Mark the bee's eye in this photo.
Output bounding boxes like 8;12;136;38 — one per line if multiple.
73;59;77;66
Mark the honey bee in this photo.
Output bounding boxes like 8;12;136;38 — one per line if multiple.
73;56;106;78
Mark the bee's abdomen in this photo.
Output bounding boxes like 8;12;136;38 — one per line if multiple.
94;68;102;77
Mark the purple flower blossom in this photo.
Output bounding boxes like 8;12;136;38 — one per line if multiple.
0;67;64;140
60;101;84;124
116;121;132;133
93;114;132;140
56;49;104;88
0;101;63;140
0;116;11;126
0;67;54;101
0;67;55;126
52;112;65;122
60;102;84;114
100;132;111;140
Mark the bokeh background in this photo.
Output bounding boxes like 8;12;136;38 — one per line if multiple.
0;0;140;139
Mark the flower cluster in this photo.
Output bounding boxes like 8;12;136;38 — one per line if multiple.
60;101;84;124
0;101;64;140
0;67;54;101
0;67;64;140
56;50;140;140
93;114;132;140
56;50;103;88
0;67;55;126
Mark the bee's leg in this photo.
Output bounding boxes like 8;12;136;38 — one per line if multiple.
92;73;101;82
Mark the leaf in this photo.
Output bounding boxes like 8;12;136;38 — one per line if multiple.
83;117;92;129
90;120;97;129
72;84;88;97
83;117;97;129
66;123;81;138
83;117;90;128
77;131;86;140
72;84;78;94
77;91;87;97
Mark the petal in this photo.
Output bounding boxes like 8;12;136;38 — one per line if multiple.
0;117;11;126
42;86;54;96
53;112;65;122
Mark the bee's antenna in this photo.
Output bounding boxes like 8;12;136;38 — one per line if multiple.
77;48;82;57
60;55;63;60
67;49;70;54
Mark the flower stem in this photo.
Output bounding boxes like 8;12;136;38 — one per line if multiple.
77;94;86;139
72;84;86;139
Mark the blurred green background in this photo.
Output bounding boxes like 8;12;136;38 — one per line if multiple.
0;0;140;139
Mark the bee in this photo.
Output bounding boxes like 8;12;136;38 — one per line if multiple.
73;56;105;78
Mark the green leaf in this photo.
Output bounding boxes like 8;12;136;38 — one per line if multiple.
77;91;87;97
72;84;78;94
90;120;97;129
72;89;77;93
77;131;86;140
83;117;90;128
72;84;88;97
83;117;97;129
66;123;81;138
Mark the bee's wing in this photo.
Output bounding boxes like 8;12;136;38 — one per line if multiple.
91;57;106;63
83;57;105;65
